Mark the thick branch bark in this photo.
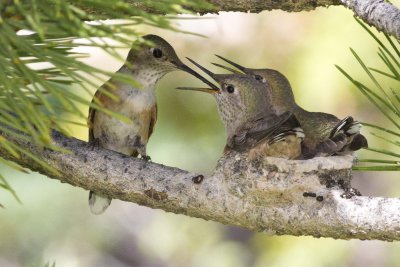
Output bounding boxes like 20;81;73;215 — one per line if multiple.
202;0;400;40
123;0;400;40
126;0;340;13
341;0;400;40
82;0;400;42
2;129;400;241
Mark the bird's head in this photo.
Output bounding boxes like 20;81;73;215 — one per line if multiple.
176;59;273;135
213;55;297;111
125;35;215;86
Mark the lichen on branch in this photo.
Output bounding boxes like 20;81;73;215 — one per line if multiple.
121;0;400;40
1;128;400;241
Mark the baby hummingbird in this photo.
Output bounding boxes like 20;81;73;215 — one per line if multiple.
88;35;205;214
213;55;368;159
177;59;304;160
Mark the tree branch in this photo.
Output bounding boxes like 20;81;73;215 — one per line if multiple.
123;0;400;40
80;0;400;42
340;0;400;40
2;129;400;241
126;0;340;13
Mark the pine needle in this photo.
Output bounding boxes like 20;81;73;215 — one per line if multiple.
339;19;400;172
0;0;212;199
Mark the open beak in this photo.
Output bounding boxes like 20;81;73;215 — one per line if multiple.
172;58;220;92
175;86;220;94
211;62;242;74
175;57;221;94
214;54;247;73
186;57;219;81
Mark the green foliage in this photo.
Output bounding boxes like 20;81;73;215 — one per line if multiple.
0;0;211;201
337;19;400;171
1;0;397;206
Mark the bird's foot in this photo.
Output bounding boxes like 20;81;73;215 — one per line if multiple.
141;155;151;161
90;138;101;151
138;153;151;170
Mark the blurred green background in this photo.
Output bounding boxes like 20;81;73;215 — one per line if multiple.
2;6;400;267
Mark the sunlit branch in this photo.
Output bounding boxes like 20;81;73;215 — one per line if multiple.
112;0;400;40
340;0;400;41
1;128;400;241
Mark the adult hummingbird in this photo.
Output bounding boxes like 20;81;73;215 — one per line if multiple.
177;59;305;160
212;55;368;158
88;35;209;214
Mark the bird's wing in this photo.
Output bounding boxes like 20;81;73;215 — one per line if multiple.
313;120;367;157
313;133;347;157
148;104;157;139
88;79;117;142
229;111;302;152
329;116;362;138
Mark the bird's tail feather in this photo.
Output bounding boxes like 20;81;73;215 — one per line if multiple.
268;127;304;145
267;113;304;145
89;191;112;215
330;116;362;138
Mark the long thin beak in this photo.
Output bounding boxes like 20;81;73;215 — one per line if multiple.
211;62;242;74
176;86;220;94
173;59;219;91
186;57;219;81
215;54;247;73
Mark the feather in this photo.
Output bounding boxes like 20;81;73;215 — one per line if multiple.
229;112;303;152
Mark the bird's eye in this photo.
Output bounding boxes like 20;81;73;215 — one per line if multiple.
151;48;163;58
254;75;265;82
226;84;235;93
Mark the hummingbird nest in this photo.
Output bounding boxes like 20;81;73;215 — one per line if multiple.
2;130;400;241
216;151;356;203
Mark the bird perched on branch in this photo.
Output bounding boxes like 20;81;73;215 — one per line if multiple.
177;59;304;160
212;55;368;159
88;35;205;214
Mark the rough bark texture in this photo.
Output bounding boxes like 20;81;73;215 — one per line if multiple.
203;0;340;12
341;0;400;40
120;0;400;40
126;0;341;13
81;0;400;39
2;129;400;241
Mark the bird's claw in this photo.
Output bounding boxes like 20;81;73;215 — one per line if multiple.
90;138;100;151
141;155;151;162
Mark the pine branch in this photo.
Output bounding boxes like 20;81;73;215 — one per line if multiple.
1;0;399;239
0;0;209;199
2;126;400;241
337;19;400;171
